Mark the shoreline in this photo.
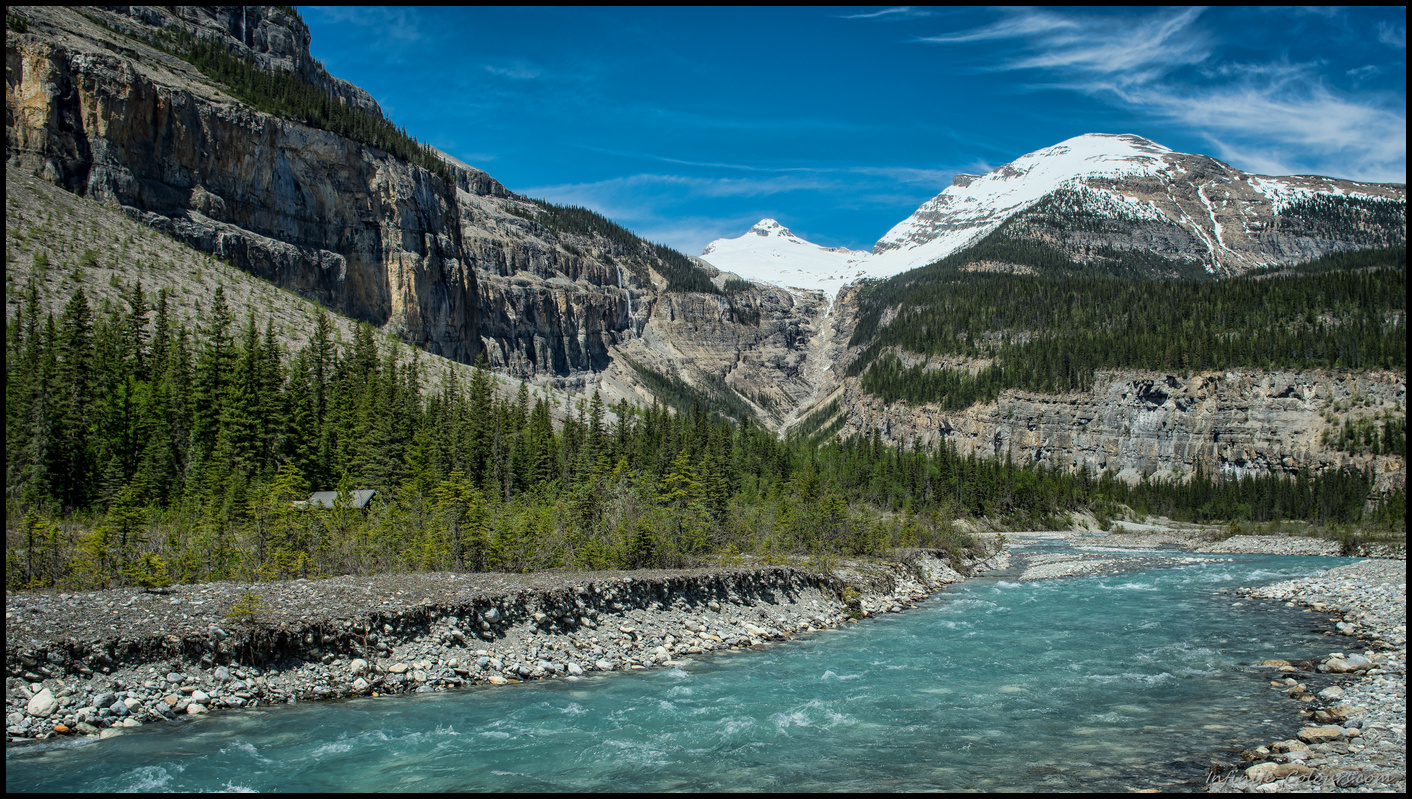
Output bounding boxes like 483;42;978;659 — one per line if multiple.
6;548;1006;743
1207;558;1407;792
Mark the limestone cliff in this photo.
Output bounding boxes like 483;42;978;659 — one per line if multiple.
6;6;483;363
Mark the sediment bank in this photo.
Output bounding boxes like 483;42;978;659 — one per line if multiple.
6;549;1004;742
1209;558;1407;793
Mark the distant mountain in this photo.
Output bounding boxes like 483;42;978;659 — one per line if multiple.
700;219;869;293
702;133;1406;288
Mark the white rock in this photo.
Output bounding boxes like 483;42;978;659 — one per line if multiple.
25;688;57;718
349;658;369;676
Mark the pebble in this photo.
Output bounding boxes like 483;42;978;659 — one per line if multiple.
1209;558;1407;793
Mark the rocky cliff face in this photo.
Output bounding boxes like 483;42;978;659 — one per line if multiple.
6;6;482;363
810;363;1406;492
104;5;383;117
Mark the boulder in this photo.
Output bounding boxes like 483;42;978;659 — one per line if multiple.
25;688;57;718
1297;725;1344;744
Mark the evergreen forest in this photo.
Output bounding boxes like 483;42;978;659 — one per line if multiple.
5;276;1397;592
848;246;1405;409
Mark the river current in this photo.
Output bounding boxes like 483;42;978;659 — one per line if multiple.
7;543;1352;792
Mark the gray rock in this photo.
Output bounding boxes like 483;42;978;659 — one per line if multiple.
25;688;57;718
166;672;185;683
213;666;233;682
108;700;131;717
349;659;369;677
566;663;584;676
482;608;502;624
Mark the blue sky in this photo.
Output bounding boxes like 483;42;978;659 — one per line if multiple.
303;6;1407;255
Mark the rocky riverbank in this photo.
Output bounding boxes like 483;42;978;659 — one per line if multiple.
5;549;1003;743
1061;528;1404;559
1207;558;1407;793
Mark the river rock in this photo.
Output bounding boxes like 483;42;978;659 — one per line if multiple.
1244;762;1314;783
1297;725;1345;744
186;703;208;715
25;688;57;718
566;663;583;676
388;663;408;674
213;666;232;682
191;690;211;704
349;659;369;677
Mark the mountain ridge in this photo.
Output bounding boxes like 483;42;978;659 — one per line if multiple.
701;132;1406;290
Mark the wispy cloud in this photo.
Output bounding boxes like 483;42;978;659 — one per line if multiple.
1377;21;1406;49
483;60;544;81
836;7;934;21
918;8;1407;182
920;8;1208;88
522;169;949;253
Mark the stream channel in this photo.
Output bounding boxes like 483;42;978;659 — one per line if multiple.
6;539;1353;792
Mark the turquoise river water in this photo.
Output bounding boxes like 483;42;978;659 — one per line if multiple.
7;544;1354;792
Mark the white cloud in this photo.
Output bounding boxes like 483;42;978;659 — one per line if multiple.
836;7;935;21
483;61;544;81
1377;21;1406;49
1136;84;1407;181
919;8;1407;183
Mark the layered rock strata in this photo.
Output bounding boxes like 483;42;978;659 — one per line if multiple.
7;6;484;363
821;367;1405;491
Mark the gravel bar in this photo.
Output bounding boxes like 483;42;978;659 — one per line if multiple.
6;550;1004;743
1207;558;1407;793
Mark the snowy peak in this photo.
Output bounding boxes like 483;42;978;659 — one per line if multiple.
870;133;1179;269
748;218;791;237
703;133;1404;290
700;220;870;293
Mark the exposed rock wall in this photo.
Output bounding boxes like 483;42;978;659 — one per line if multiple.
828;368;1406;490
6;6;482;363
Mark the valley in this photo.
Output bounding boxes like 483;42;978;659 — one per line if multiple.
4;5;1405;577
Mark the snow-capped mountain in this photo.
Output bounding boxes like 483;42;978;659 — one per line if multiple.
868;133;1175;273
700;219;871;293
701;133;1405;290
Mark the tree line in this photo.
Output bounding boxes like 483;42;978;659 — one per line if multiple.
6;278;1395;591
848;247;1405;409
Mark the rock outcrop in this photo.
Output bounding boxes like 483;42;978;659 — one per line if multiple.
816;365;1405;491
7;6;483;363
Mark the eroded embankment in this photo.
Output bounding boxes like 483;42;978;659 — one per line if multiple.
6;550;1002;742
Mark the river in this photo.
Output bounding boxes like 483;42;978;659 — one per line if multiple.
6;541;1352;792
